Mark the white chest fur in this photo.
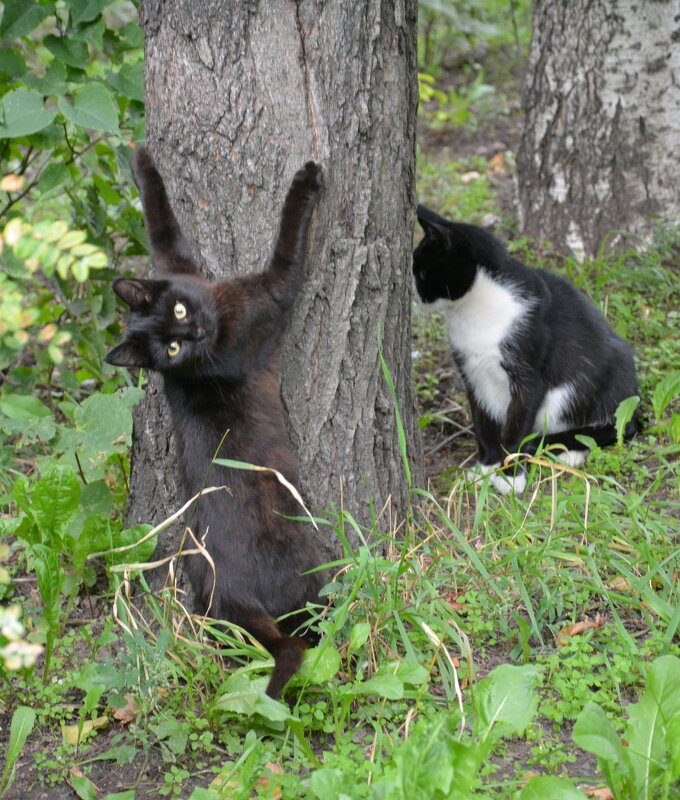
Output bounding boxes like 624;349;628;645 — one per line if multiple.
432;270;577;433
431;270;529;424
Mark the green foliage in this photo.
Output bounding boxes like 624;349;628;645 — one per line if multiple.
568;655;680;799
417;150;502;225
419;0;532;74
367;664;539;799
418;70;497;131
0;1;151;692
651;371;680;445
0;705;36;798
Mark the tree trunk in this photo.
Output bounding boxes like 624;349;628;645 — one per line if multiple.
127;0;423;561
517;0;680;258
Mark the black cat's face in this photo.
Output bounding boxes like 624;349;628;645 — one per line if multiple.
105;277;219;373
413;209;478;305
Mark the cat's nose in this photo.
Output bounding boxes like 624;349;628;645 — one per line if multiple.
195;326;206;341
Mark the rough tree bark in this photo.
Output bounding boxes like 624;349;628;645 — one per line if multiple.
126;0;423;561
517;0;680;258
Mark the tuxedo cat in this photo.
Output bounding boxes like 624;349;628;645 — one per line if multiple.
413;205;639;494
106;147;325;698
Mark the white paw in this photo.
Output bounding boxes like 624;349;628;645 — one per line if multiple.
476;463;526;495
555;449;588;468
478;462;500;476
489;470;526;496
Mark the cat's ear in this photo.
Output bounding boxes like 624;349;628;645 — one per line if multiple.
417;207;447;244
104;340;150;368
112;278;164;310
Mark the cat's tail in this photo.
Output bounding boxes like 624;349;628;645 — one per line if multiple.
245;613;308;700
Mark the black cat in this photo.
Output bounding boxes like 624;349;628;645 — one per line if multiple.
413;205;639;494
106;147;325;698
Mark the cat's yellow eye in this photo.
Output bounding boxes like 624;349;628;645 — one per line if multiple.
174;302;187;320
167;340;181;357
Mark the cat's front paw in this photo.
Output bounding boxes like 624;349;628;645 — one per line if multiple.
293;161;324;200
477;462;526;495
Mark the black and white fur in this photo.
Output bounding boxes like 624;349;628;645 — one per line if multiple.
413;205;639;494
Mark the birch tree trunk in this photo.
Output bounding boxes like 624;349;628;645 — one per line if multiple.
127;0;423;560
517;0;680;258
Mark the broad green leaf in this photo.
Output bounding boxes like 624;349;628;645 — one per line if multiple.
31;544;65;620
93;174;122;205
0;395;51;420
0;706;36;791
394;660;428;686
297;645;341;684
0;88;56;138
212;675;260;716
0;1;53;40
108;524;155;566
106;62;145;103
626;655;680;795
186;790;218;800
574;433;598;451
120;20;144;49
573;701;628;762
31;466;81;544
309;768;346;798
396;715;454;798
68;767;99;800
614;395;640;445
348;621;371;652
80;481;113;516
0;415;57;446
57;230;86;249
390;712;485;799
31;543;65;676
348;673;404;700
44;35;89;69
152;717;189;755
68;0;109;26
23;61;68;95
573;701;635;795
652;372;680;421
519;776;587;799
57;388;143;479
254;693;297;722
70;515;116;572
475;664;540;739
668;714;680;780
58;83;119;133
39;163;70;194
0;49;26;77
